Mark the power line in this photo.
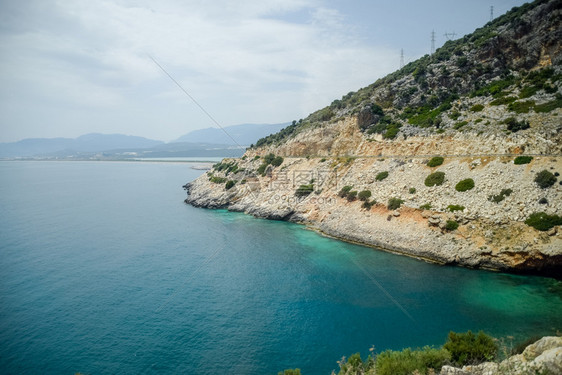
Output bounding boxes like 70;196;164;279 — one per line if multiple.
147;54;246;152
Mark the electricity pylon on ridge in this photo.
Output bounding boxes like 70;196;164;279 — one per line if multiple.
443;32;457;40
431;30;436;55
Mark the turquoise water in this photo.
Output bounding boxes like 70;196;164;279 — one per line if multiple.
0;161;560;375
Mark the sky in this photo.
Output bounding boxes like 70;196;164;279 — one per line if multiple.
0;0;528;142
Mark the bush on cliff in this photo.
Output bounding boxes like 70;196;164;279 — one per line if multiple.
338;185;353;198
277;369;301;375
358;190;372;201
534;170;557;189
514;155;533;164
455;178;475;192
362;199;376;210
387;197;404;210
295;184;314;197
375;347;451;375
330;330;504;375
427;157;444;167
525;212;562;231
347;191;358;202
447;205;465;212
271;156;284;167
489;188;513;203
425;172;445;187
210;176;227;184
225;180;236;190
445;220;459;231
257;163;268;176
444;330;497;366
376;171;389;181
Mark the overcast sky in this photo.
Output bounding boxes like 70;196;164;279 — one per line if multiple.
0;0;527;142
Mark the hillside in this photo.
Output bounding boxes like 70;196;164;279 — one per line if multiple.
184;0;562;276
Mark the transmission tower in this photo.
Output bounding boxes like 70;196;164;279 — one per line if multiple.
443;32;457;40
431;30;436;55
400;49;405;69
490;6;494;22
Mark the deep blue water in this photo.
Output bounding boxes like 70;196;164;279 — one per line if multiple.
0;161;561;375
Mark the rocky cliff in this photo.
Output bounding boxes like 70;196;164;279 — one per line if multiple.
185;0;562;277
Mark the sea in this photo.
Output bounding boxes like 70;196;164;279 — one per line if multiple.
0;160;561;375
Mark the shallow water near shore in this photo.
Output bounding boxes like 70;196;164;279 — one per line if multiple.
1;161;561;375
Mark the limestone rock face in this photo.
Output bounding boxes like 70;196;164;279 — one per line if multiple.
185;150;562;275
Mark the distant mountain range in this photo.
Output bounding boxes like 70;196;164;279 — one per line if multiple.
173;123;289;145
0;123;288;159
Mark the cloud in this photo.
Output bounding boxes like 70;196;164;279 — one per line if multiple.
0;0;398;141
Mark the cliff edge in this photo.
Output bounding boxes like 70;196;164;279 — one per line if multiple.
185;0;562;277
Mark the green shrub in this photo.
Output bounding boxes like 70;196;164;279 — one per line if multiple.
225;180;236;190
210;176;227;184
514;156;533;164
538;197;548;204
338;185;353;198
420;203;432;210
503;117;530;132
388;197;404;210
534;97;562;113
257;163;268;176
278;369;301;375
409;187;416;194
253;155;261;160
534;170;557;189
358;190;372;201
447;204;465;212
490;96;516;106
518;86;538;99
489;188;513;203
443;331;497;366
525;212;562;231
347;191;358;202
470;104;484;112
425;172;445;187
427;157;444;167
375;347;450;375
295;184;314;197
383;124;401;139
263;153;276;165
455;178;475;192
454;121;468;130
449;111;461;120
362;199;376;210
271;156;284;167
508;100;535;114
445;220;459;231
376;171;389;181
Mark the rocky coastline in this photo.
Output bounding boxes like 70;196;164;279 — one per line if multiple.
184;124;562;277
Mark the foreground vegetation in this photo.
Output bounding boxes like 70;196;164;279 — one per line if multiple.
278;330;553;375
